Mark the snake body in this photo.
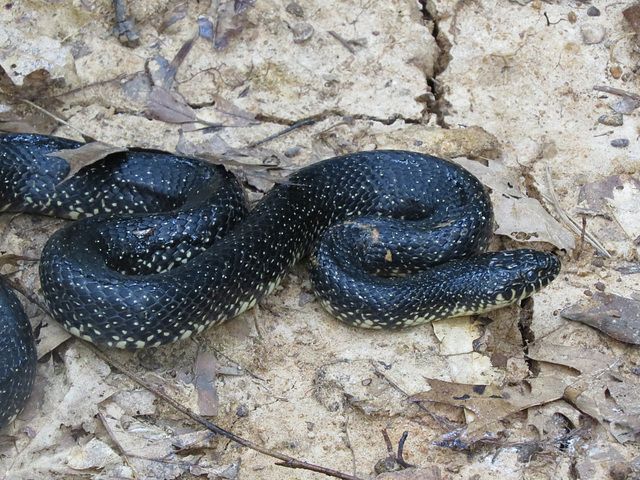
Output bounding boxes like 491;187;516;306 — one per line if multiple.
0;133;561;428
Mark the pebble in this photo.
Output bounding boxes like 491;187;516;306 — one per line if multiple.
587;6;601;16
285;1;304;17
581;24;606;44
598;113;623;126
611;138;629;148
611;98;639;115
291;22;314;43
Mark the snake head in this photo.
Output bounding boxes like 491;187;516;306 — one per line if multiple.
481;249;561;307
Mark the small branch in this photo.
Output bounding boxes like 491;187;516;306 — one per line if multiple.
379;429;414;471
21;100;93;141
396;431;412;468
328;31;356;54
593;85;640;103
87;344;363;480
246;118;316;148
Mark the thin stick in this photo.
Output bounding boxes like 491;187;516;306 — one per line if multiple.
328;31;356;54
87;344;363;480
593;85;640;103
542;167;610;258
21;100;92;141
246;118;316;148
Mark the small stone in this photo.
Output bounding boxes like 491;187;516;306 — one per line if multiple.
236;404;249;417
610;65;623;79
598;113;623;126
285;1;304;18
284;146;301;157
611;138;629;148
595;282;605;292
568;11;578;23
587;6;601;16
581;23;606;44
611;98;639;115
291;22;314;43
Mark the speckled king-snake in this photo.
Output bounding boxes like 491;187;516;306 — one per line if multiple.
0;133;561;429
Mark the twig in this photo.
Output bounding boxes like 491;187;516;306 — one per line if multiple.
593;85;640;103
87;344;363;480
328;31;356;54
20;100;92;141
542;167;610;258
98;410;136;474
379;429;414;470
396;431;412;468
246;118;316;148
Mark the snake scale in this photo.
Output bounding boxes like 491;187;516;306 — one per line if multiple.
0;133;561;428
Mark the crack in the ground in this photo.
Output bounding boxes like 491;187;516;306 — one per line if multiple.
419;0;453;128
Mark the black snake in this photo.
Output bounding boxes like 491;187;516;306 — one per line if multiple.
0;133;561;428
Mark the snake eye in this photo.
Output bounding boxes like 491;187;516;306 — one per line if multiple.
525;270;538;282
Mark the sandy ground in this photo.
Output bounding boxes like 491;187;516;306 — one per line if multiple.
1;0;640;479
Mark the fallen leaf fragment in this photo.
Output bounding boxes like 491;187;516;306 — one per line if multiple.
623;5;640;36
210;0;253;50
409;376;568;445
561;292;640;344
494;196;575;250
452;158;574;250
564;371;640;443
0;26;77;86
67;438;120;470
195;351;219;417
527;343;615;373
528;343;640;443
147;86;201;125
47;142;128;184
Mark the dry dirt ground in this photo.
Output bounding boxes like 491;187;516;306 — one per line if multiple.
1;0;640;479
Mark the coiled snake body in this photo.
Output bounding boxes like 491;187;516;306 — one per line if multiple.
0;133;561;428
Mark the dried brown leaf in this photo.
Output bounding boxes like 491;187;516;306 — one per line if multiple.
527;343;615;373
564;372;640;443
527;343;640;442
561;293;640;345
210;93;258;127
147;86;200;124
453;158;574;250
623;5;640;36
409;376;568;445
46;142;128;184
195;351;219;417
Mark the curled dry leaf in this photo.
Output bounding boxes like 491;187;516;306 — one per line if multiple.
47;142;128;184
561;292;640;345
